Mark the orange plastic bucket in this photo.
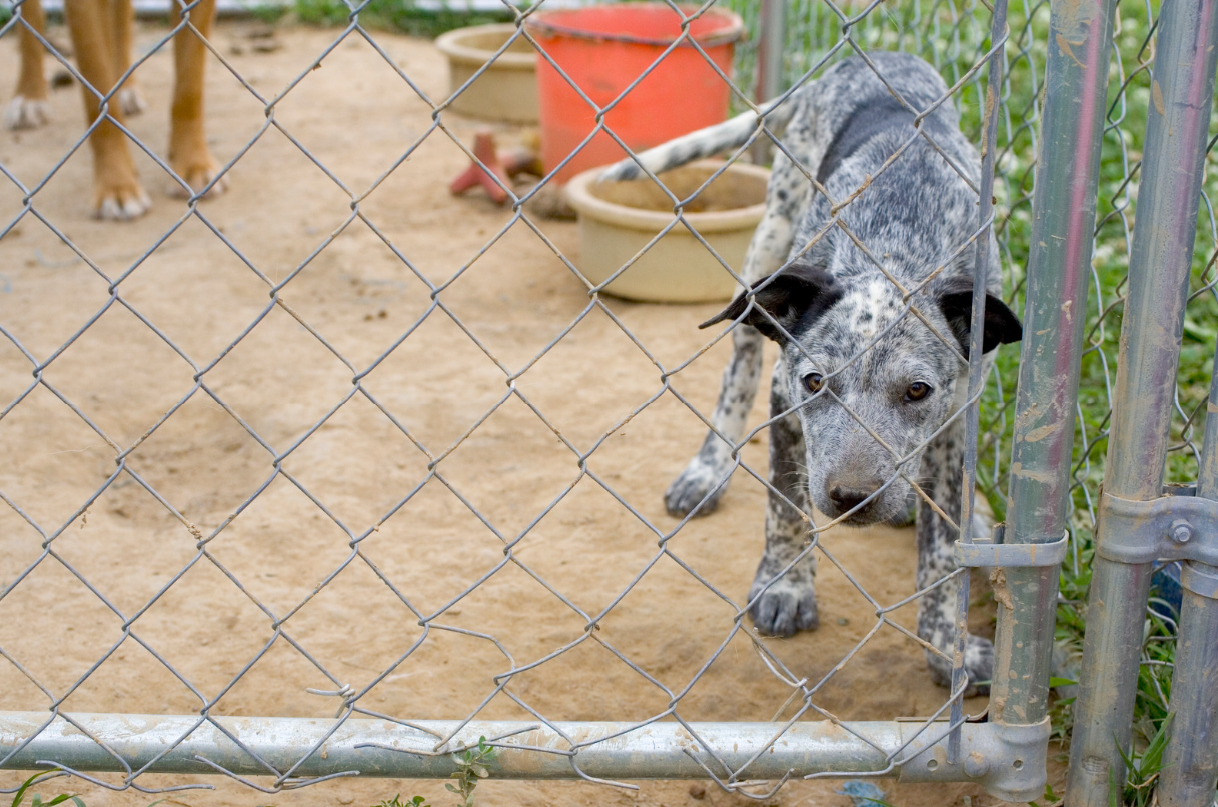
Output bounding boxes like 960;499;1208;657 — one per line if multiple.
526;5;743;183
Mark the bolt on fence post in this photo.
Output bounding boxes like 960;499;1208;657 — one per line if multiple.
991;0;1117;754
1065;0;1218;803
1146;7;1218;805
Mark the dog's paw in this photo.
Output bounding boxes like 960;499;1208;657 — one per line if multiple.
4;95;50;130
964;634;994;696
925;634;993;697
664;454;733;517
118;85;147;117
169;154;228;200
95;181;152;221
749;577;819;636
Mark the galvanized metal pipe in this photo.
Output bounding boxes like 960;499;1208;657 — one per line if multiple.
994;0;1117;737
0;713;1048;801
1161;243;1218;807
1066;0;1218;803
951;0;1008;762
756;0;784;103
751;0;786;165
1159;565;1218;806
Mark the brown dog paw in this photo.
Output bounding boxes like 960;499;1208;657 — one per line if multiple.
94;181;152;220
169;154;228;200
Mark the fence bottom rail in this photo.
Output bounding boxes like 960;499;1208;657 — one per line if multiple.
0;713;1047;801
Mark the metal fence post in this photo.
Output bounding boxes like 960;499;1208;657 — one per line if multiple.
1160;383;1218;807
1143;5;1218;804
756;0;784;102
991;0;1117;742
1064;0;1218;803
751;0;785;164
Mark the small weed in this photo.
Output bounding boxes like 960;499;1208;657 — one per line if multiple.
1028;782;1063;807
446;736;497;807
9;771;84;807
1115;713;1172;807
371;796;429;807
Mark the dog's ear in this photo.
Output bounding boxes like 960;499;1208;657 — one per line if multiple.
937;276;1022;358
699;263;841;343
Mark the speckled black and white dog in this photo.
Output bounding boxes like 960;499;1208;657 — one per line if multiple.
601;52;1022;693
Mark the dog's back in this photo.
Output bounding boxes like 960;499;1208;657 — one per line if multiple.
790;53;993;291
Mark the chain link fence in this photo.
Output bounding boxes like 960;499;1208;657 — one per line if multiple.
1;0;1216;802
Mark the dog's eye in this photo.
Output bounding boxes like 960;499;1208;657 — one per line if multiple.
905;381;932;402
804;373;825;394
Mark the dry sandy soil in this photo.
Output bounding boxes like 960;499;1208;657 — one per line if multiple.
0;20;1057;807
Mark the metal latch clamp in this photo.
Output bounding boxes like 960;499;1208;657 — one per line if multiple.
953;525;1068;568
1096;488;1218;568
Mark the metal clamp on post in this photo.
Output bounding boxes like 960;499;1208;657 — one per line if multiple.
953;524;1069;568
896;717;1050;803
1095;488;1218;568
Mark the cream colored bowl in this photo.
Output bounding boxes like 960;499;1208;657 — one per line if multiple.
564;160;769;303
435;24;538;124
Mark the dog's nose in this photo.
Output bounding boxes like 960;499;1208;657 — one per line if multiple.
828;483;879;513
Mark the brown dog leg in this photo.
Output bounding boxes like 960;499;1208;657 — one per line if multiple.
112;0;146;116
168;0;226;199
64;0;150;219
5;0;51;130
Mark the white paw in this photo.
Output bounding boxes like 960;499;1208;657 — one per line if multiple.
4;96;50;130
118;86;147;117
96;187;152;221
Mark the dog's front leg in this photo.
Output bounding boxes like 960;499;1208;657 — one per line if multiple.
168;0;225;199
63;0;151;219
5;0;50;130
112;0;146;117
665;155;807;518
915;416;993;695
748;354;819;635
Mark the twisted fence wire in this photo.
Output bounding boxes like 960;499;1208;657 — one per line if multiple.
0;0;994;793
3;0;1203;797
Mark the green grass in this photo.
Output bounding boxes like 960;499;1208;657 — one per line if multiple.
289;0;512;38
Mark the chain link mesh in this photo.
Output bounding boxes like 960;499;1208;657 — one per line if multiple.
1;0;1210;798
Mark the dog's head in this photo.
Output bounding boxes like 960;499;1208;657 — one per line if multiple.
703;263;1021;525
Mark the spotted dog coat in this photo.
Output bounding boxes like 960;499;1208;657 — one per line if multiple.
601;52;1022;694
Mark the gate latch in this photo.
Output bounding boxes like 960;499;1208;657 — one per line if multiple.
953;525;1068;568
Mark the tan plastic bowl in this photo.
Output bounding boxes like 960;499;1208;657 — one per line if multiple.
564;160;769;303
435;24;538;124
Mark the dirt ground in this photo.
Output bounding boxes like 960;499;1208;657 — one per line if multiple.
0;20;1060;807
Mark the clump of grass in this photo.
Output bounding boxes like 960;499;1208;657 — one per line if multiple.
291;0;512;38
371;796;429;807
